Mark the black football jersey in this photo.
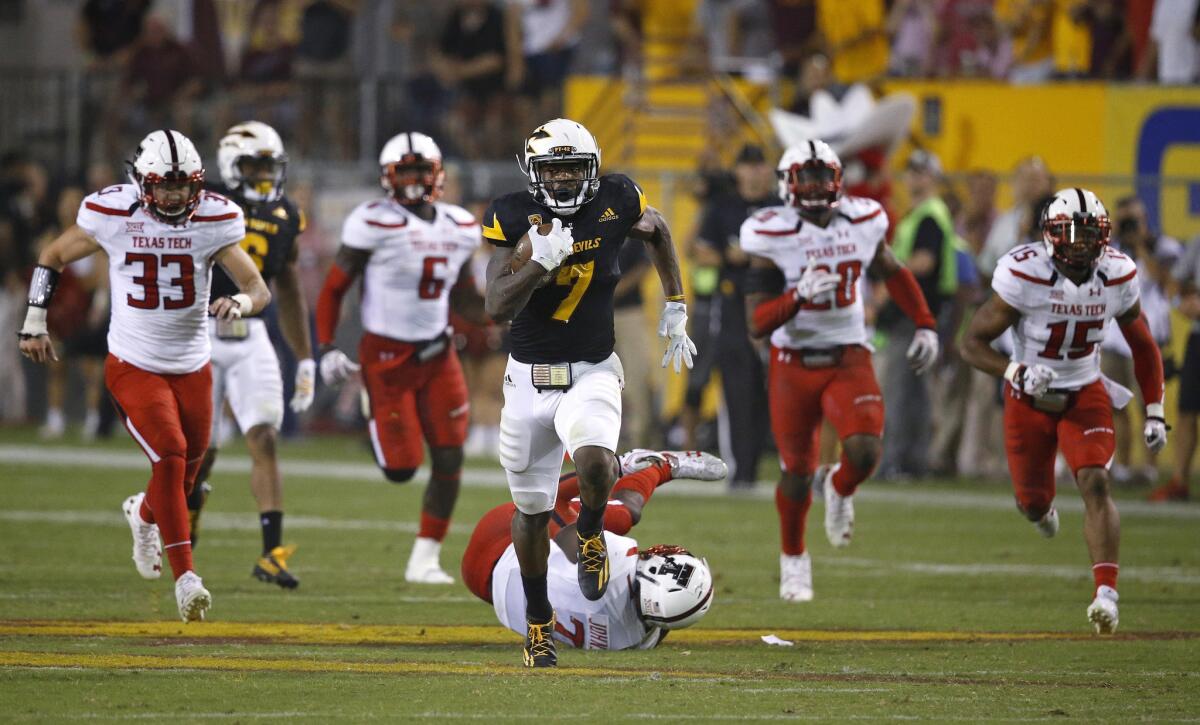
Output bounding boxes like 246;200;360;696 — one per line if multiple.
483;174;647;364
209;192;306;310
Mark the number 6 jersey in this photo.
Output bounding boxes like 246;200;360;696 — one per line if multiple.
740;195;888;349
992;243;1139;390
76;184;245;375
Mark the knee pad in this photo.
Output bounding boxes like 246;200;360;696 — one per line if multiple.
498;415;532;473
508;470;555;515
383;467;417;484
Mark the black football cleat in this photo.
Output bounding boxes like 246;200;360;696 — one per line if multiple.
252;545;300;589
187;482;211;546
577;530;610;601
523;616;557;668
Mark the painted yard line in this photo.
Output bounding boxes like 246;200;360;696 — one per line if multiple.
3;620;1183;646
0;509;452;535
833;557;1200;585
4;444;1199;520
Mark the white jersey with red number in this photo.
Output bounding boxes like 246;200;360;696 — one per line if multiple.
492;531;664;651
341;198;481;342
992;243;1140;390
76;184;244;374
740;196;888;349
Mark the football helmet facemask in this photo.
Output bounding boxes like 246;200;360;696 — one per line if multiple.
380;132;444;206
635;545;713;630
1042;187;1111;271
127;129;205;225
521;118;600;216
778;140;842;215
218;121;288;203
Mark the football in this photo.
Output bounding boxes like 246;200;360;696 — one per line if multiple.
509;223;557;287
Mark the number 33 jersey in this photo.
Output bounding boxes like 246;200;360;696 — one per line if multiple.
740;195;888;349
992;243;1139;389
76;184;245;375
341;198;481;342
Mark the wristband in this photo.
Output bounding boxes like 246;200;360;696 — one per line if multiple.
1003;361;1025;387
1146;402;1165;421
665;294;685;302
231;293;252;316
27;265;59;308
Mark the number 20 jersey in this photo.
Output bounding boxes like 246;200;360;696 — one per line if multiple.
75;184;245;375
992;243;1139;390
341;198;481;342
739;195;888;350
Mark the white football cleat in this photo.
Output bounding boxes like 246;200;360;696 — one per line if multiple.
661;450;728;481
122;493;162;580
405;537;454;584
175;571;212;622
821;464;854;548
780;552;813;602
1033;508;1059;538
1087;585;1119;634
619;449;667;474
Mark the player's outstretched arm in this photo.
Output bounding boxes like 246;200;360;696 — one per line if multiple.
630;206;696;372
315;245;370;385
212;243;271;320
869;240;940;373
17;225;102;364
483;244;548;323
276;249;316;412
961;294;1020;379
1117;301;1168;451
450;260;489;325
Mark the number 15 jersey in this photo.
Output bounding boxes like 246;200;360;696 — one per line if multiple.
992;243;1139;390
76;184;245;375
740;196;888;350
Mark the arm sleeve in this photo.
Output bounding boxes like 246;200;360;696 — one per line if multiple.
1119;312;1165;406
884;265;938;329
751;290;801;338
315;264;354;347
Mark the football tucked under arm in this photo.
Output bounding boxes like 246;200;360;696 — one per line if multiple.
507;223;558;287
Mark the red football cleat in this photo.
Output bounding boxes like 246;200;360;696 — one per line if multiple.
1147;481;1190;502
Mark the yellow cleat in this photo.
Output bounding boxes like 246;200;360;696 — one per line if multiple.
577;531;610;601
523;615;557;668
252;544;299;589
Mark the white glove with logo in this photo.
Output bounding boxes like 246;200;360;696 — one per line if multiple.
658;300;697;374
906;328;940;375
1005;362;1058;397
528;218;575;271
290;358;316;412
1144;403;1168;453
795;265;841;303
319;348;360;386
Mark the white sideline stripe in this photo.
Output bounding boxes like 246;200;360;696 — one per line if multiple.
122;420;160;463
2;444;1199;520
1;509;1197;585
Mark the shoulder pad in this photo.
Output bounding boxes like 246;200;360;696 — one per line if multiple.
192;191;241;222
439;202;477;229
82;184;139;216
352;199;409;230
996;244;1056;285
744;206;800;236
1098;248;1138;286
838;195;885;225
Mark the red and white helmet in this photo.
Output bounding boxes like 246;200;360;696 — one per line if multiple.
778;139;842;212
1041;187;1111;269
379;132;444;206
635;545;713;630
127;129;205;225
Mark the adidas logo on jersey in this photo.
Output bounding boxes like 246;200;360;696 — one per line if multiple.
599;207;619;222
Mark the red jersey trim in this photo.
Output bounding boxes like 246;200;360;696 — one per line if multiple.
365;219;408;229
752;222;801;236
85;201;134;217
1010;268;1055;286
848;208;883;224
192;212;240;222
1103;269;1137;286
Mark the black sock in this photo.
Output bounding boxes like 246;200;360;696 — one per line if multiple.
260;511;283;554
576;502;605;537
186;482;207;511
522;574;553;623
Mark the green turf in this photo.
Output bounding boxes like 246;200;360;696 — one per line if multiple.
1;429;1198;722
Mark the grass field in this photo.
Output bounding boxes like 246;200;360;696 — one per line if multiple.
1;428;1198;722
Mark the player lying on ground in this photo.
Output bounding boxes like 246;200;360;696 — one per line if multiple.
188;121;314;589
962;187;1167;634
741;140;939;603
18;129;271;622
317;132;487;583
461;450;727;664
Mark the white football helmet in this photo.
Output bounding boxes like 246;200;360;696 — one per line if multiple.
777;139;842;212
1041;187;1111;270
520;118;601;216
379;132;444;206
127;129;205;224
217;121;287;203
635;545;713;630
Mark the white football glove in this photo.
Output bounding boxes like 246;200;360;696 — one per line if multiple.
795;265;841;303
319;348;360;386
1144;403;1168;453
290;358;316;412
906;328;940;375
658;300;697;374
1005;362;1058;397
527;217;575;271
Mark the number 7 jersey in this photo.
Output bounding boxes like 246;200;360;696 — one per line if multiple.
740;196;888;349
76;184;245;375
992;243;1139;389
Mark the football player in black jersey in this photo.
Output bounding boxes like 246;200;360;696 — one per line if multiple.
482;118;696;667
188;121;314;589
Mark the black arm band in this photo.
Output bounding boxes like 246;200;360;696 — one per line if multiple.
743;266;786;296
27;265;60;308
